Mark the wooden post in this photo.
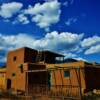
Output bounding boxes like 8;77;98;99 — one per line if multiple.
59;69;64;95
44;52;45;64
46;70;49;95
78;68;83;100
53;70;57;97
68;69;72;97
26;72;28;95
53;70;56;86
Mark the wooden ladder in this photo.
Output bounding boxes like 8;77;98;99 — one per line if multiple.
36;51;42;63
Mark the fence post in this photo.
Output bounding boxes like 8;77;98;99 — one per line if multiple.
78;68;83;100
26;72;28;96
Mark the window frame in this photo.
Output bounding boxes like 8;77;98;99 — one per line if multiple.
64;70;70;78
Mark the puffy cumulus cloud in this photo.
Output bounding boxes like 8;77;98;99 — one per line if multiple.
33;31;84;52
0;31;84;63
81;35;100;47
0;2;23;18
64;53;77;58
81;35;100;55
13;14;30;24
0;33;35;63
73;57;87;61
24;1;61;30
0;1;61;30
0;33;35;51
85;44;100;55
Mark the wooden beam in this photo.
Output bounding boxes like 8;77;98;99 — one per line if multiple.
26;72;28;95
24;67;82;73
60;69;64;86
77;68;83;100
53;70;57;87
85;65;100;68
59;69;64;95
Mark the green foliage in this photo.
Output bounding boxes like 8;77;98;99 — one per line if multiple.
83;94;100;100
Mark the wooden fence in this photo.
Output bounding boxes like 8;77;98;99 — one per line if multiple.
25;67;83;100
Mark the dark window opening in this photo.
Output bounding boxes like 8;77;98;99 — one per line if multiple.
48;71;52;88
64;70;70;77
13;56;17;61
12;73;16;77
7;79;11;89
19;64;23;73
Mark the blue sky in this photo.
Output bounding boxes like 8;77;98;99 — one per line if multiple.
0;0;100;66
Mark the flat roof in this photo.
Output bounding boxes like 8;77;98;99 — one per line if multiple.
42;50;64;57
8;47;64;57
9;47;37;52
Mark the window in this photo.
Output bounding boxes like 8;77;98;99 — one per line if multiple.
48;71;52;88
12;73;16;77
19;64;23;73
64;70;70;77
13;56;17;61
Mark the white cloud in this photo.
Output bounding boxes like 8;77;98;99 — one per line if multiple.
0;31;84;62
0;33;35;50
64;53;77;58
24;1;61;30
0;31;83;51
13;14;30;24
0;55;6;63
0;1;61;30
0;2;23;18
81;36;100;47
63;0;74;7
85;44;100;55
65;17;77;26
73;57;87;62
33;31;84;51
81;35;100;55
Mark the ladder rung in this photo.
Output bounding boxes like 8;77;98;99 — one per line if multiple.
36;51;42;62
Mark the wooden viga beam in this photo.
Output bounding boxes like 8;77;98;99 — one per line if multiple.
24;67;82;73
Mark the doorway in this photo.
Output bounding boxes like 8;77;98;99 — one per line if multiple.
7;79;11;89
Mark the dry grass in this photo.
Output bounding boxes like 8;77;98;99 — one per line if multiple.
1;90;100;100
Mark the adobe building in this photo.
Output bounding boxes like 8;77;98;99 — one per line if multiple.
6;47;100;96
47;61;100;95
6;47;64;92
0;67;6;90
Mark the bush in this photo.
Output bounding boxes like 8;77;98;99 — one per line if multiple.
83;94;100;100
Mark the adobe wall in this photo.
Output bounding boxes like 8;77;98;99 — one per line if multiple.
46;61;86;94
6;48;26;91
